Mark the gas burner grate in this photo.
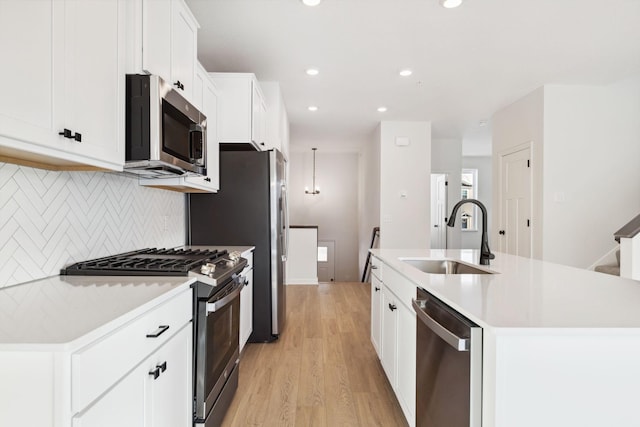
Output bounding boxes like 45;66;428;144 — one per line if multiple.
61;248;229;276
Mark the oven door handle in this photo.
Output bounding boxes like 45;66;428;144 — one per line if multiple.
206;282;242;315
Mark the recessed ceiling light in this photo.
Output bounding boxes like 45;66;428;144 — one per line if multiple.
399;69;413;77
301;0;321;6
377;107;388;113
308;106;318;112
439;0;463;8
306;68;319;76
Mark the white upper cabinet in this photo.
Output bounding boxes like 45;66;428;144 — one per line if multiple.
260;81;290;158
142;0;198;103
210;73;267;150
0;0;124;171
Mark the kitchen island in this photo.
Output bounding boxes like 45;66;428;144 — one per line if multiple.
371;249;640;427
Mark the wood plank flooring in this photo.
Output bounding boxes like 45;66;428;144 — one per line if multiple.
221;282;408;427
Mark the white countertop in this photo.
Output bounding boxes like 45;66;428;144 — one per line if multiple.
371;249;640;330
0;275;194;350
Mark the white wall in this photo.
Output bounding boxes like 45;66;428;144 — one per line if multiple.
288;150;360;282
380;121;431;249
542;79;640;268
358;126;381;277
0;163;186;288
492;76;640;267
431;138;462;249
461;156;493;249
492;87;545;259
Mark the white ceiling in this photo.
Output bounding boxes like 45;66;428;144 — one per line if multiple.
187;0;640;152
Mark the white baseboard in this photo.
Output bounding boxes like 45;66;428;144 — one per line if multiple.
285;278;319;285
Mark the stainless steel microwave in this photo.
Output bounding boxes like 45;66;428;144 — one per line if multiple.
124;74;206;177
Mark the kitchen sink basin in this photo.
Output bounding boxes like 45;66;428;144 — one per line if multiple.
401;259;495;275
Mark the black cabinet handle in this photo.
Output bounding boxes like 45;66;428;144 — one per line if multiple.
58;129;82;142
157;361;167;373
499;230;506;235
204;177;211;182
174;80;184;90
388;303;397;311
374;286;380;292
149;367;161;380
146;325;170;338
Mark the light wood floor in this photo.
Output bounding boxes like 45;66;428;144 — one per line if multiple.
221;282;408;427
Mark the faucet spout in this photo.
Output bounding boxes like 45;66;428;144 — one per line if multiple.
447;199;495;265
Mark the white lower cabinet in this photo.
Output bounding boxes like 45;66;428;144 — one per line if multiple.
239;249;254;352
381;287;398;387
73;323;191;427
370;274;383;355
144;323;192;427
374;263;416;427
396;299;416;425
73;359;146;427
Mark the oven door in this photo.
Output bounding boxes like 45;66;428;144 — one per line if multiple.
195;278;242;422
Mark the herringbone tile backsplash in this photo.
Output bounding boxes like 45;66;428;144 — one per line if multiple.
0;162;186;288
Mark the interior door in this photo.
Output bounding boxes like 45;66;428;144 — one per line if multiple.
430;174;448;249
317;240;335;282
499;147;531;257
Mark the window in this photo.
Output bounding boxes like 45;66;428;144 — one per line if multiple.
461;169;478;231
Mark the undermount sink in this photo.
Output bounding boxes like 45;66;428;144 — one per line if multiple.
401;259;495;275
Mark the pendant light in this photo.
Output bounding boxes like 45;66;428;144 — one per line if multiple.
304;148;321;195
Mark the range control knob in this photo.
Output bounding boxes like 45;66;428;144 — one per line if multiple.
200;262;216;276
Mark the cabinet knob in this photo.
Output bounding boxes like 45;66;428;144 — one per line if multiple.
374;286;380;292
204;177;211;182
499;230;506;235
149;367;161;380
173;80;184;90
388;303;397;311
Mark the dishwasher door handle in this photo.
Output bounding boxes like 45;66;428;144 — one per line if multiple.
412;298;469;351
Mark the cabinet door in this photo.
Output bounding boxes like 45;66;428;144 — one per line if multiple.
185;76;219;192
251;82;266;146
396;302;416;426
240;269;254;352
371;275;383;357
72;364;145;427
0;0;56;148
381;287;398;388
60;0;124;169
145;324;192;427
142;0;171;81
170;0;197;101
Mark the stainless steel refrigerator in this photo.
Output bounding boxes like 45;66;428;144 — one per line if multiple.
187;149;288;342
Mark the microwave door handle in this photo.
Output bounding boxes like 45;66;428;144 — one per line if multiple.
189;124;204;162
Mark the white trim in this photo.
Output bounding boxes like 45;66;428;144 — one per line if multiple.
285;278;319;285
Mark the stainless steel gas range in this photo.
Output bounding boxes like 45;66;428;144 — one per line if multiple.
61;247;248;427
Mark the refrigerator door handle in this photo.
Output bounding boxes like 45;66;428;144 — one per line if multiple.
281;183;289;262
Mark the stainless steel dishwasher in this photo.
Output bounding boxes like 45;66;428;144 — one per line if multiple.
412;287;482;427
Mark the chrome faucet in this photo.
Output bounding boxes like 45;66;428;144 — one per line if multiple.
447;199;495;265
